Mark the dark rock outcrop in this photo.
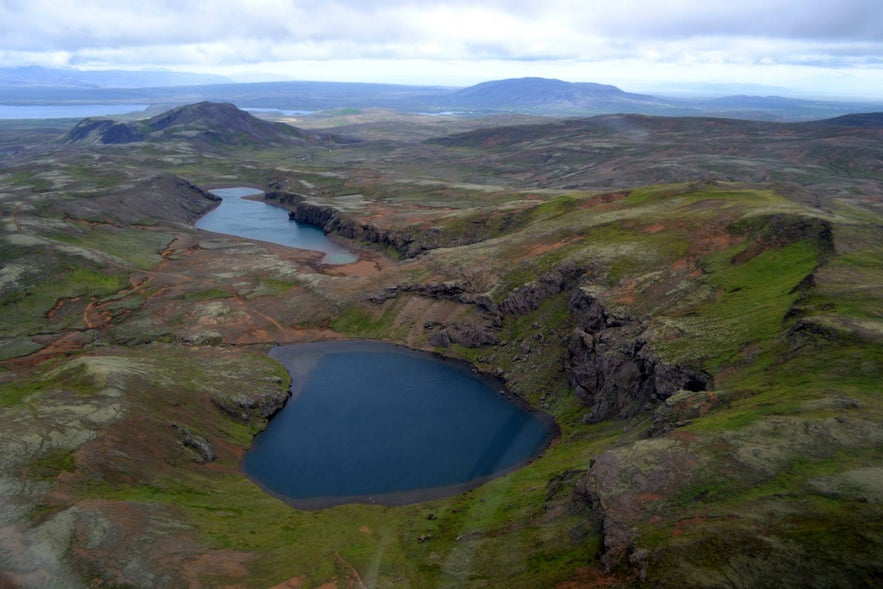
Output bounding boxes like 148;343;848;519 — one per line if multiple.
730;213;835;264
170;423;216;463
564;289;711;423
291;201;520;259
290;201;430;258
500;262;582;315
212;387;289;425
62;119;147;144
650;389;727;435
426;323;500;348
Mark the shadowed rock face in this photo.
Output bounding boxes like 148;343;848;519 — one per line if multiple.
62;119;147;144
564;289;711;424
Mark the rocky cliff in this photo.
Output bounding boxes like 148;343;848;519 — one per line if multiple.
565;288;711;423
290;200;504;258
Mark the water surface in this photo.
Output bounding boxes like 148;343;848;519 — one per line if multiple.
242;341;554;509
197;187;357;264
0;104;148;119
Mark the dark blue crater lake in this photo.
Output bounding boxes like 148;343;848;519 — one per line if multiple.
197;187;357;265
242;341;555;509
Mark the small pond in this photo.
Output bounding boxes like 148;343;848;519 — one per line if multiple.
242;341;555;509
197;187;357;264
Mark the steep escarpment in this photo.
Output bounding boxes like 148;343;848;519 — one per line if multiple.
290;200;519;258
565;288;711;423
364;254;711;426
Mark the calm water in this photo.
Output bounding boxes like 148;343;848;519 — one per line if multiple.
242;341;554;509
197;187;357;264
0;104;148;119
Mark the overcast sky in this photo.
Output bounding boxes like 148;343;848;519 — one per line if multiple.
2;0;882;96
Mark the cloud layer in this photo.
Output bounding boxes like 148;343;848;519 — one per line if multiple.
2;0;882;93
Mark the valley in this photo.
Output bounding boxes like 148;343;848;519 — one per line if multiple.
0;101;881;588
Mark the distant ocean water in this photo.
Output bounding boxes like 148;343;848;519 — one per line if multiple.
0;104;149;119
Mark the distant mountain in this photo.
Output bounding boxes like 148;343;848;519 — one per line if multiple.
811;112;883;128
61;102;355;147
424;112;883;190
3;73;883;122
0;65;232;88
433;77;661;113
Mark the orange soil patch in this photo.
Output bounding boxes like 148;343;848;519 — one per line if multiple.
322;259;384;277
671;257;691;271
635;492;664;504
555;566;620;588
180;551;254;588
578;191;630;210
523;237;581;260
45;296;81;320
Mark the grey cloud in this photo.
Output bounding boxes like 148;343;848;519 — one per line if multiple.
580;0;883;42
1;0;882;80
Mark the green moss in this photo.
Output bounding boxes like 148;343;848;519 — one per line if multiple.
528;194;579;220
5;170;52;192
655;239;820;369
330;305;377;334
0;377;39;406
31;448;77;480
246;278;298;298
48;226;172;269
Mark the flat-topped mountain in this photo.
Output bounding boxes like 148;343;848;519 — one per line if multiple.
62;101;353;147
434;77;662;112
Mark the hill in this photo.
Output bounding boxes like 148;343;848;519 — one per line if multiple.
425;112;883;194
61;101;353;147
812;111;883;128
434;77;662;113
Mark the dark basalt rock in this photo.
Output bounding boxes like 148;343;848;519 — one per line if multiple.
290;201;427;258
291;201;519;259
212;388;289;425
500;262;582;315
62;119;146;144
426;323;499;349
564;289;711;424
170;423;216;463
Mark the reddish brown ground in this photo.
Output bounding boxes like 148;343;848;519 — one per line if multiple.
555;566;620;588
